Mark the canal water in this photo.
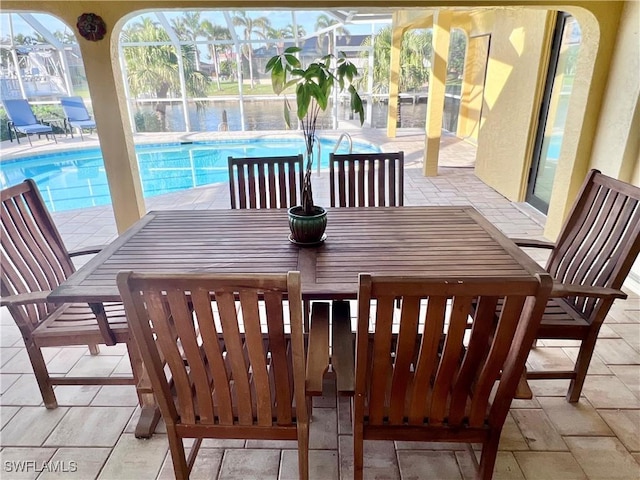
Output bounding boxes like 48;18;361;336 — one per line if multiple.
136;97;461;133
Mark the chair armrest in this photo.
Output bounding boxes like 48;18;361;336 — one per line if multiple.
0;291;51;307
551;283;627;300
331;300;355;396
306;302;330;396
511;238;555;249
68;244;108;257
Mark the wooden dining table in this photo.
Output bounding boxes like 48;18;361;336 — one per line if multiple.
48;206;545;436
50;206;544;301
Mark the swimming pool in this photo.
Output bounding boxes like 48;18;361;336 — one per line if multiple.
0;137;379;212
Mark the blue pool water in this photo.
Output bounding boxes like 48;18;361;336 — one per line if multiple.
0;137;379;212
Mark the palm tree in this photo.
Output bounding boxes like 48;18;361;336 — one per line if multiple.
314;14;349;55
231;11;270;89
13;33;46;45
201;20;231;90
362;27;390;96
447;30;467;81
265;27;284;55
53;29;75;44
400;29;431;91
264;24;304;55
121;16;208;130
283;24;306;39
170;12;205;71
361;27;432;95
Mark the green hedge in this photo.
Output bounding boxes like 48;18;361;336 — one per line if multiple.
134;111;163;132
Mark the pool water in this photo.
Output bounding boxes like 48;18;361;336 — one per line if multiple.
0;137;379;212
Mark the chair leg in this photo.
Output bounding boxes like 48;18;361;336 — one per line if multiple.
25;341;57;408
567;331;600;402
166;425;189;480
297;421;310;480
126;338;148;408
478;431;501;480
353;423;364;480
306;395;313;419
88;344;100;355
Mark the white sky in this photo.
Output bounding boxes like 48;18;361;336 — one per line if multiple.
0;10;387;43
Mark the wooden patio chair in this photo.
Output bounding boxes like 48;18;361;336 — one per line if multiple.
0;179;139;409
352;273;552;480
329;151;404;207
228;154;304;209
117;270;328;480
515;169;640;401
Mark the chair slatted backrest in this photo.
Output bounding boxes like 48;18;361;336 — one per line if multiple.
228;155;304;209
60;96;91;122
1;179;74;330
547;170;640;320
117;271;307;429
330;152;404;207
354;274;551;430
2;99;39;127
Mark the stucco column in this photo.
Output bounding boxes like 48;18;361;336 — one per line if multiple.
386;14;404;138
423;11;452;176
77;21;146;233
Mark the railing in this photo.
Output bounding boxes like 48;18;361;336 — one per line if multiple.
333;132;353;154
318;132;353;174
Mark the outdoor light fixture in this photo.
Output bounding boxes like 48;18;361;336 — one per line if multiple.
76;13;107;41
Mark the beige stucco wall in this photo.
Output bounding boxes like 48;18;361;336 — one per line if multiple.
588;0;639;289
588;0;639;184
474;8;554;201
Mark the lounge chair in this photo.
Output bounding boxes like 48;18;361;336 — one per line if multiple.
60;96;96;140
2;99;57;146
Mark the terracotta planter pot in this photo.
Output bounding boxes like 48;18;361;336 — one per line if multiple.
288;206;327;245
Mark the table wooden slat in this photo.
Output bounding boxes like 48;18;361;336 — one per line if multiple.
49;207;544;303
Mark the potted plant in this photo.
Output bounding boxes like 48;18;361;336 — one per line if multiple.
266;46;365;244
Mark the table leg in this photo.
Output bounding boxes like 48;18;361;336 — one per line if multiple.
126;338;162;438
135;405;162;439
89;303;116;346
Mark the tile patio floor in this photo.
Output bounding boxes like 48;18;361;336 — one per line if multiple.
0;129;639;479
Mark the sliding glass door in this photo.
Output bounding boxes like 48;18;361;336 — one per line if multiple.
526;13;581;213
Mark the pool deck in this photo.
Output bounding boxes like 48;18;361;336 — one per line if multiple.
0;127;482;252
2;128;639;480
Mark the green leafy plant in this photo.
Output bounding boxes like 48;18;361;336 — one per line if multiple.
266;46;364;215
